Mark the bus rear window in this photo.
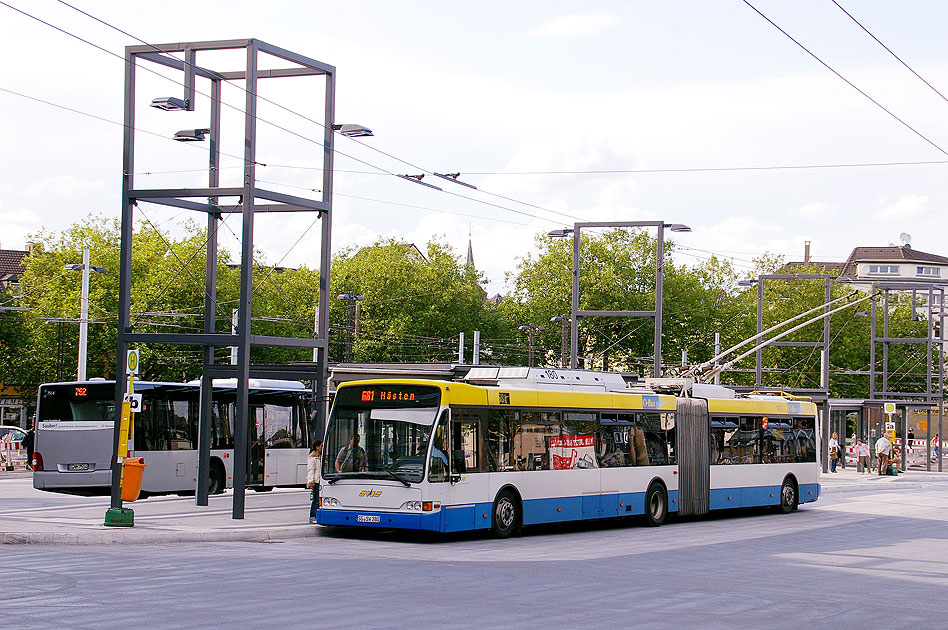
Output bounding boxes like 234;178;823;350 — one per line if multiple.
38;384;116;421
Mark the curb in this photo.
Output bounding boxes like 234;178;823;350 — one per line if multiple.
0;525;318;546
821;482;939;495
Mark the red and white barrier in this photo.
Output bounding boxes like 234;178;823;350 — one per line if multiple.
894;438;945;467
0;441;28;471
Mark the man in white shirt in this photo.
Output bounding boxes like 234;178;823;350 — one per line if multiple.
875;434;891;476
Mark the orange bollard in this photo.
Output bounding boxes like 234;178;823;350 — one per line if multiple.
121;457;147;502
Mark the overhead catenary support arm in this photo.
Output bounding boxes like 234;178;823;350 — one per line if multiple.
691;290;858;377
701;291;879;382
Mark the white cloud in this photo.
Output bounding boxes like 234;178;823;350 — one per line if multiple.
874;195;929;220
524;11;620;40
796;202;837;219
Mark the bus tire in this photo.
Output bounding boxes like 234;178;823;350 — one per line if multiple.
208;460;225;495
491;489;520;538
251;485;274;492
643;482;667;527
777;476;797;514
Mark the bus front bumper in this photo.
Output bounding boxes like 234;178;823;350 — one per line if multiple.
316;508;441;531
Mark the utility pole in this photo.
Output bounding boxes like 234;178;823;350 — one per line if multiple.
551;315;569;368
65;248;106;381
518;324;545;367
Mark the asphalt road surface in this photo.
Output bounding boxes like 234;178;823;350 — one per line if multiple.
3;485;945;629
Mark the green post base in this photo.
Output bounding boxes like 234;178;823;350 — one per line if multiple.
104;507;134;527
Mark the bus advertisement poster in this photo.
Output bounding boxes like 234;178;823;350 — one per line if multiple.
550;435;598;470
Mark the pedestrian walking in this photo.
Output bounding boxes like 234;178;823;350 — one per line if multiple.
932;433;940;462
875;433;891;476
829;432;840;473
306;439;323;524
856;439;870;474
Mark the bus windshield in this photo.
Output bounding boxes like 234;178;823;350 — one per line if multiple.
323;384;441;484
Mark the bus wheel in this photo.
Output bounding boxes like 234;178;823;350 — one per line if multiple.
208;462;225;495
251;485;274;492
491;490;520;538
777;477;797;514
643;483;667;527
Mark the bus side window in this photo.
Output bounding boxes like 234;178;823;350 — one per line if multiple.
740;416;762;464
487;409;515;471
599;413;631;467
450;410;481;473
711;416;739;465
794;416;817;463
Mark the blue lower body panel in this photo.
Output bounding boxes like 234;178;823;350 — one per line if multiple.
800;483;819;503
709;483;821;510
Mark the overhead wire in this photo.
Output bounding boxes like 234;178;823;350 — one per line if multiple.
43;1;594;227
742;0;948;158
832;0;948;106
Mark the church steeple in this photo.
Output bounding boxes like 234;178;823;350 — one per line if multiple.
465;224;474;268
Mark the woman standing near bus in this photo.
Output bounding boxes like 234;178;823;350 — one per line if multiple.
306;440;323;524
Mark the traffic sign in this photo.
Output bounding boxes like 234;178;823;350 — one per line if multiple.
884;402;896;415
126;349;139;375
123;393;142;413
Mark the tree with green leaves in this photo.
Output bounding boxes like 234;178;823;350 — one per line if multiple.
500;228;741;374
328;238;504;363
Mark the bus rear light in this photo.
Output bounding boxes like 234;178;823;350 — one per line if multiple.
422;501;433;511
31;453;43;472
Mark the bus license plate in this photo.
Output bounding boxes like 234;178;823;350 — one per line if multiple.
67;463;90;471
357;515;380;523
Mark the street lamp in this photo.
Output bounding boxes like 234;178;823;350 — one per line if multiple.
518;324;546;367
332;123;374;138
337;293;364;362
65;248;107;382
173;128;210;142
548;220;690;375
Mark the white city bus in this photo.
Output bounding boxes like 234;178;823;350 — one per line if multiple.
32;378;315;496
316;368;820;537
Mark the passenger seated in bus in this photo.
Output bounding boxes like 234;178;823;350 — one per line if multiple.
628;425;649;466
335;433;367;472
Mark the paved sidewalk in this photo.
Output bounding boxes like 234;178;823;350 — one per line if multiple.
4;466;948;545
0;474;317;545
819;464;948;493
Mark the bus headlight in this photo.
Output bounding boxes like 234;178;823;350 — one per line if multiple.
320;497;338;507
400;501;422;511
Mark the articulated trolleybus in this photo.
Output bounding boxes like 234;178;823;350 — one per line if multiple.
317;367;820;537
32;378;315;496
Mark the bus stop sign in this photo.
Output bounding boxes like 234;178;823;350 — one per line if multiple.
127;349;139;375
884;402;896;415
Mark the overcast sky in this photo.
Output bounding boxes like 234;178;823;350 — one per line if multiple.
3;1;948;294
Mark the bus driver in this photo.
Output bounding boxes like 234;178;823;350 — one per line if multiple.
335;433;368;472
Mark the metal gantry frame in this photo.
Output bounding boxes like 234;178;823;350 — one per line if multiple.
753;274;833;396
869;281;945;472
113;39;337;519
561;221;670;375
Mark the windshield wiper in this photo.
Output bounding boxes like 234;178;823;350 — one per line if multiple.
382;467;412;487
